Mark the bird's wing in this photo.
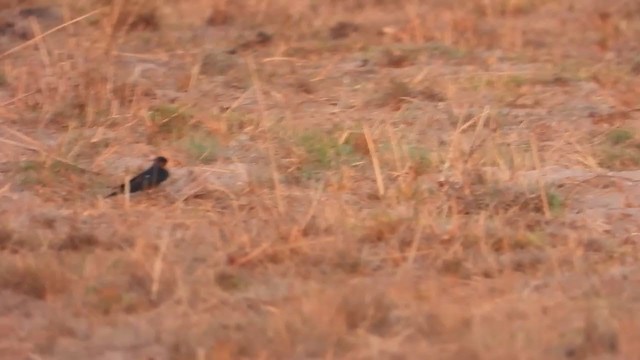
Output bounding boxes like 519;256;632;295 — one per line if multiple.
129;167;155;184
128;172;146;184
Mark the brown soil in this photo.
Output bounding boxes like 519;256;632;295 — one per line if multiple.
2;0;640;358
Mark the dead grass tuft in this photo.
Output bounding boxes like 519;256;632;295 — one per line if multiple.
55;231;99;251
596;128;640;170
84;256;176;315
368;78;446;110
0;258;69;299
2;0;640;357
100;0;161;33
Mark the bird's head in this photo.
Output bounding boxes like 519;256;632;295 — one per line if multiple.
153;156;169;168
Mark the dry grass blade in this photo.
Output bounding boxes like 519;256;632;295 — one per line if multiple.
0;126;100;174
0;137;41;153
363;123;385;197
151;230;171;301
268;144;284;214
245;55;266;128
232;243;271;266
530;133;551;219
1;1;638;358
463;105;491;165
300;178;326;230
28;17;51;71
0;8;106;60
0;90;38;107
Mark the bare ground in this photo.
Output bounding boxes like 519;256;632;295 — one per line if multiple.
1;0;640;359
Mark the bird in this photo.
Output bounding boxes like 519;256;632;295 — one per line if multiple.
105;156;170;198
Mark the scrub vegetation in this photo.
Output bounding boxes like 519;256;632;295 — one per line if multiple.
1;0;640;358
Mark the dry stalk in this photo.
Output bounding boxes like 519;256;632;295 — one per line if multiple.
529;133;551;219
363;124;385;197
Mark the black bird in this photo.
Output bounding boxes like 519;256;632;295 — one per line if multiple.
106;156;170;198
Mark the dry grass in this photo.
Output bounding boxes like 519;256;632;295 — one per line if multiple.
1;0;640;358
